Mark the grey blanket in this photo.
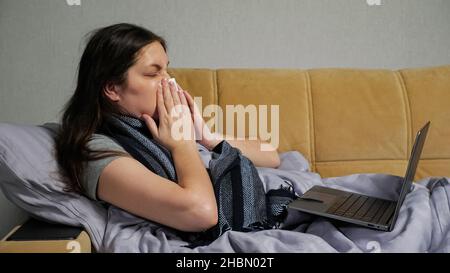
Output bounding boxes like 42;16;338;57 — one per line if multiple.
99;115;296;245
3;123;448;253
96;147;450;253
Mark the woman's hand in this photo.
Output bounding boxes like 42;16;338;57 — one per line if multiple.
180;87;224;150
174;83;281;167
141;78;196;152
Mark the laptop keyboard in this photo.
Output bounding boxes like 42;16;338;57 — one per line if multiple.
326;193;396;225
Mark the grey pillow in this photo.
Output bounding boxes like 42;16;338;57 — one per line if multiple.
0;122;106;249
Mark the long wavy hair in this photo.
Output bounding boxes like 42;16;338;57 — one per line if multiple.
55;23;167;194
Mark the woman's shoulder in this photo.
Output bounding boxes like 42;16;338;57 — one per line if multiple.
82;134;129;201
87;133;127;153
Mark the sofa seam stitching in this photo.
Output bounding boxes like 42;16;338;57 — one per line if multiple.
395;70;412;160
316;159;408;164
314;158;449;163
305;70;316;172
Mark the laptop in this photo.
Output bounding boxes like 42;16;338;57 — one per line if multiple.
288;121;430;231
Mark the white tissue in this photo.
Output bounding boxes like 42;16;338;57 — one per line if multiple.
168;78;179;91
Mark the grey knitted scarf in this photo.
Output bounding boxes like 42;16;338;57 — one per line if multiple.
98;114;296;247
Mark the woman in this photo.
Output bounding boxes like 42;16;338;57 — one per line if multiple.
55;23;281;234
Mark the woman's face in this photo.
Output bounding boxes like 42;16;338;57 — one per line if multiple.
107;41;170;121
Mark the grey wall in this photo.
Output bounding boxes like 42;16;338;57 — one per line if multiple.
1;0;449;238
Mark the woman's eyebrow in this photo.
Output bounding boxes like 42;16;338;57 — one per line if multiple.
146;61;170;69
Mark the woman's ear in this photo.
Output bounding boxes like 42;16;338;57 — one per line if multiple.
104;82;121;102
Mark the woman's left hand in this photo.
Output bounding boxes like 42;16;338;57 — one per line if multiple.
177;84;224;150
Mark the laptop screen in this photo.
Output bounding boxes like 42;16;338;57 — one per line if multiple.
390;121;430;227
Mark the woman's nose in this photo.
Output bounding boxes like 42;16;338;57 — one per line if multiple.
161;70;170;79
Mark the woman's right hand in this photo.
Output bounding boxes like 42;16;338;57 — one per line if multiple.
141;78;196;152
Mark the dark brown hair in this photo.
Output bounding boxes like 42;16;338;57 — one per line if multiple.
55;23;167;194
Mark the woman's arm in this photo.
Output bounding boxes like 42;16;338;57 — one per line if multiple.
98;146;218;233
204;134;281;168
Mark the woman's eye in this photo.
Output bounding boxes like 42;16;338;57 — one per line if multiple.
145;74;158;77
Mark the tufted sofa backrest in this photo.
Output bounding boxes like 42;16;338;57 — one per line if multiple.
168;66;450;180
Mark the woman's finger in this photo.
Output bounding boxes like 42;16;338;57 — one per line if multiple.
162;79;174;114
175;83;189;108
156;85;167;117
176;83;183;93
179;88;188;107
183;90;197;116
169;80;182;115
175;89;189;118
183;90;193;107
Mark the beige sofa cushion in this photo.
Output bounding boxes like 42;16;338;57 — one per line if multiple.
168;65;450;180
